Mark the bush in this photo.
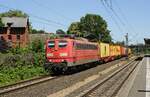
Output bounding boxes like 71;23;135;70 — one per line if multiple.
0;38;51;86
0;51;48;86
33;52;45;67
31;39;44;53
8;47;31;54
0;53;34;70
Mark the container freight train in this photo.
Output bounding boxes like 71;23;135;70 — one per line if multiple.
44;38;131;73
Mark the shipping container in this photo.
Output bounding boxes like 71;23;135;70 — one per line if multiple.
114;45;121;56
110;44;116;56
120;46;126;56
98;42;110;58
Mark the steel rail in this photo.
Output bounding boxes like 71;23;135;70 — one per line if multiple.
0;75;58;95
76;58;140;97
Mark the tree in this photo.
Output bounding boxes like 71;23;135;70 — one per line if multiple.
56;29;66;34
0;10;28;17
31;39;44;53
115;41;125;46
67;14;112;43
31;29;45;34
67;22;82;36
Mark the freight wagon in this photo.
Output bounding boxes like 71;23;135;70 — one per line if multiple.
114;45;121;58
98;42;110;62
120;46;127;56
110;44;117;60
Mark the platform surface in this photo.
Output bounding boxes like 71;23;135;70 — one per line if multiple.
127;57;150;97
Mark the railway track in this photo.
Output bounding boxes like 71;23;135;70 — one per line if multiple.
0;58;127;96
0;75;57;95
0;57;138;97
76;57;141;97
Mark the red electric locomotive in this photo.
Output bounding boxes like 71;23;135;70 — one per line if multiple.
44;38;99;73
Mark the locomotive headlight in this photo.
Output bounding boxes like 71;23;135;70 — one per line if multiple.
47;53;53;57
60;53;68;57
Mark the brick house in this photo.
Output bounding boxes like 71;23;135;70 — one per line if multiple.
0;17;29;47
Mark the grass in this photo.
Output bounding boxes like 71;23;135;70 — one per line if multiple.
0;65;48;87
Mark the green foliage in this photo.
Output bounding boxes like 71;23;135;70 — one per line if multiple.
31;39;44;53
0;53;32;70
49;34;57;39
0;10;28;17
0;39;48;86
0;18;4;27
67;14;112;43
0;10;53;85
56;29;66;34
0;66;47;86
0;51;48;86
33;52;45;67
115;41;125;46
8;46;31;54
31;29;45;34
101;30;112;43
67;22;82;36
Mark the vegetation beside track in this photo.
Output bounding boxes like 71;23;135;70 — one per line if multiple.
0;39;49;87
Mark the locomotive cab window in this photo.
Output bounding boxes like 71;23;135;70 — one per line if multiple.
48;41;55;48
59;40;67;47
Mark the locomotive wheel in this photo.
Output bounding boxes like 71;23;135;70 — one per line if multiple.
61;67;68;74
51;66;61;75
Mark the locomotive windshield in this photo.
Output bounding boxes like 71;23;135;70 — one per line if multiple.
59;40;67;47
48;41;55;48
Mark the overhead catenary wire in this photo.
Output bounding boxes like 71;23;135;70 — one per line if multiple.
31;20;65;33
113;0;135;31
0;3;67;28
31;0;74;21
100;0;140;44
103;0;125;26
112;0;140;43
99;0;124;33
103;0;129;39
29;14;67;27
31;18;67;28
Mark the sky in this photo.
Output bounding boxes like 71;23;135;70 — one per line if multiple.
0;0;150;44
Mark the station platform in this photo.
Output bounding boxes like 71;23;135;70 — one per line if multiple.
117;56;150;97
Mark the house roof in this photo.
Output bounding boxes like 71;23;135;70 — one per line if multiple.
1;17;28;27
